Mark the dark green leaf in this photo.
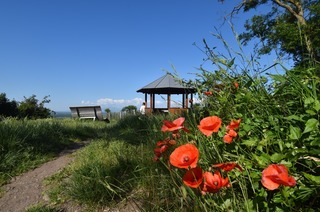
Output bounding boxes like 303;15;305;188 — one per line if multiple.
303;173;320;185
303;118;319;134
289;125;302;140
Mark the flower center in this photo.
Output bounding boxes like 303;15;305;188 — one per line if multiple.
183;156;190;163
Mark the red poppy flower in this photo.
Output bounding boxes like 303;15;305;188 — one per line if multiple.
154;145;168;156
153;138;176;161
172;131;181;139
161;117;189;132
223;134;233;144
212;162;243;172
183;167;203;188
234;82;239;89
198;116;222;137
226;119;241;130
169;143;199;169
223;129;238;144
202;171;230;194
261;164;296;190
204;91;213;96
228;129;238;137
156;138;176;147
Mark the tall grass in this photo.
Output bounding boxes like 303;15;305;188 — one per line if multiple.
4;31;320;211
43;31;320;211
43;65;319;210
0;118;109;186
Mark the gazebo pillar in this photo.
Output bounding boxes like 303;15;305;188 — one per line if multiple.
167;94;171;109
185;93;188;108
153;94;155;110
144;93;148;107
149;93;153;111
182;94;185;108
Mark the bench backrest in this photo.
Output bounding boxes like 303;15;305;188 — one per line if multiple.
69;106;104;121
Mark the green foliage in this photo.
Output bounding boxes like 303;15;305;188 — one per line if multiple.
0;118;109;186
0;93;18;118
142;32;320;210
121;105;137;113
18;95;52;119
227;0;320;65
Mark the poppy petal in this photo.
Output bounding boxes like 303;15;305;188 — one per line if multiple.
173;117;185;127
223;134;233;144
183;167;203;188
169;143;199;169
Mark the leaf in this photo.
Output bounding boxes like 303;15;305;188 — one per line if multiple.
253;154;270;167
284;115;303;121
306;110;316;115
314;100;320;112
242;138;258;147
303;173;320;185
269;74;286;83
270;153;285;163
227;58;235;68
303;118;319;134
304;97;315;106
289;125;302;140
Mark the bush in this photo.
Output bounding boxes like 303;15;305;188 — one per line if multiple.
18;95;52;119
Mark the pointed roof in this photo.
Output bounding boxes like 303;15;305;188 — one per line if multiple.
137;73;196;94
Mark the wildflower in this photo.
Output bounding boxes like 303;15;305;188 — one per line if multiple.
198;116;222;137
204;91;213;96
202;171;230;194
226;119;241;130
153;138;176;161
234;82;239;89
156;138;176;147
223;129;238;144
223;134;233;144
212;162;243;172
261;164;296;190
224;119;241;144
183;167;203;188
154;145;168;157
170;143;199;169
161;117;189;132
172;130;181;139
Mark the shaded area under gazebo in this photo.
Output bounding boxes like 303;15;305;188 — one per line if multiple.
136;73;196;115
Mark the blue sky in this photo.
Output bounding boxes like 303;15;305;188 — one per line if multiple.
0;0;282;112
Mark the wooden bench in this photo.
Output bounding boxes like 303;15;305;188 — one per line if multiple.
69;106;107;121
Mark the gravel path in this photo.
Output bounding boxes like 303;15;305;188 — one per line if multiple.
0;142;88;212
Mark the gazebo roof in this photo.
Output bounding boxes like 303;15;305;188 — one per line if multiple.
136;73;196;94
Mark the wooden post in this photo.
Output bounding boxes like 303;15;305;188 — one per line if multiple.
185;93;188;108
145;93;148;108
167;94;171;109
182;94;185;108
150;93;153;112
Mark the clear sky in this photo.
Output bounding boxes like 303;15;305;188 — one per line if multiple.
0;0;280;112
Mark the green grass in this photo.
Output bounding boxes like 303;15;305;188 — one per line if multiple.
2;68;320;211
2;38;320;211
0;118;109;186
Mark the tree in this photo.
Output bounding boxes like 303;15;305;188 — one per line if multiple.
121;105;137;114
18;95;52;119
104;108;111;113
220;0;320;65
0;93;18;117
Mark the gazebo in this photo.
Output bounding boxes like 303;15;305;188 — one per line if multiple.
136;73;196;115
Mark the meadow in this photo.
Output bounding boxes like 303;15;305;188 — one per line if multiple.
2;59;320;211
1;40;320;211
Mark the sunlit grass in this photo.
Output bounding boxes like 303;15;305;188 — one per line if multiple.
0;118;109;186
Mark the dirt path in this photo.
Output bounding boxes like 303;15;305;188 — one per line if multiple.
0;142;88;212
